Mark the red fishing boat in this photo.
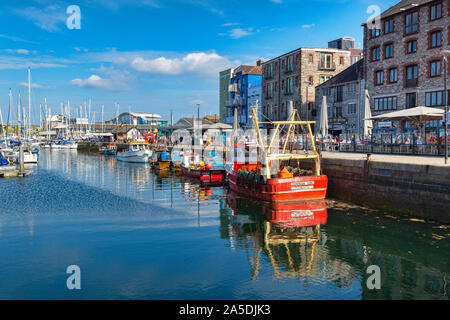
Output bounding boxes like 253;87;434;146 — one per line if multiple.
262;200;327;228
181;152;226;183
228;108;328;202
182;166;225;183
227;196;327;229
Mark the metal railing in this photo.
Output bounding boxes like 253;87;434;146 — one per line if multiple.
318;61;336;71
331;133;447;156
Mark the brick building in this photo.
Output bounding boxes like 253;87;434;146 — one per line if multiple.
261;46;353;126
328;37;363;64
362;0;450;135
315;59;365;136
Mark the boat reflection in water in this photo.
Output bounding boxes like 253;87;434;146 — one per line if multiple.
223;196;336;281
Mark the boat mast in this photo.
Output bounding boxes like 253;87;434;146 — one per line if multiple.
17;91;21;139
88;98;91;133
0;105;6;144
28;67;31;140
6;89;12;141
44;98;47;139
48;107;51;141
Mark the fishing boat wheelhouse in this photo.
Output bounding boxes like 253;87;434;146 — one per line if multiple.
228;108;327;202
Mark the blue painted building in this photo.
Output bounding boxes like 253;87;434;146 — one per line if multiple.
225;62;263;129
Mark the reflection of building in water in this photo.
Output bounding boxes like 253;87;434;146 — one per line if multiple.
222;196;357;286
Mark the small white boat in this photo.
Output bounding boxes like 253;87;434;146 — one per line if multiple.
117;144;150;163
51;141;78;150
12;148;38;164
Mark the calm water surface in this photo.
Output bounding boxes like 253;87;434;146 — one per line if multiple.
0;150;448;300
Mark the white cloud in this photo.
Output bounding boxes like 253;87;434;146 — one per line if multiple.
301;24;316;28
0;34;38;44
14;5;67;32
130;52;235;77
20;82;44;89
4;49;30;55
74;47;89;52
0;55;66;70
70;66;133;91
220;27;255;39
221;22;240;27
71;75;109;89
92;0;161;10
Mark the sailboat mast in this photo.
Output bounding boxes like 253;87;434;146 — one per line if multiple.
101;105;104;133
0;106;5;143
6;88;12;140
39;103;42;131
48;107;51;141
17;91;21;139
28;67;31;139
88;98;91;132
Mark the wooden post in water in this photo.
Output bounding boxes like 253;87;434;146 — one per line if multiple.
19;145;25;174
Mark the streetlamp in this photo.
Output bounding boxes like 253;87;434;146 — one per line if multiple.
196;103;200;124
441;49;450;164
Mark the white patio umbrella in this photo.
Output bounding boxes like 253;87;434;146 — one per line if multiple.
368;106;444;122
363;89;373;137
367;106;444;138
319;96;328;137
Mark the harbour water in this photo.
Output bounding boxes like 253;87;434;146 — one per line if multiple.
0;150;448;300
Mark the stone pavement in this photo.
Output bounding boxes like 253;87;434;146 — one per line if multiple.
321;151;450;167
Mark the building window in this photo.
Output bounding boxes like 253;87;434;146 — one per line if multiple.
430;2;442;20
384;19;394;34
372;47;380;61
352;56;359;64
339;56;344;65
405;11;418;35
308;76;313;85
308;54;313;64
320;75;332;84
385;43;394;59
286;76;294;94
348;103;357;114
407;40;417;53
389;68;398;83
430;60;441;77
334;106;343;118
430;30;442;48
287;55;294;72
374;97;397;111
405;65;418;87
406;93;417;108
376;70;384;85
266;82;274;98
320;53;333;69
335;86;343;102
426;91;444;106
371;28;380;38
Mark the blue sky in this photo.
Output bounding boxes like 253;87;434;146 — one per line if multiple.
0;0;397;123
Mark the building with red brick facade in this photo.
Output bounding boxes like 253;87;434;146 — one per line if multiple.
261;46;353;126
363;0;449;135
